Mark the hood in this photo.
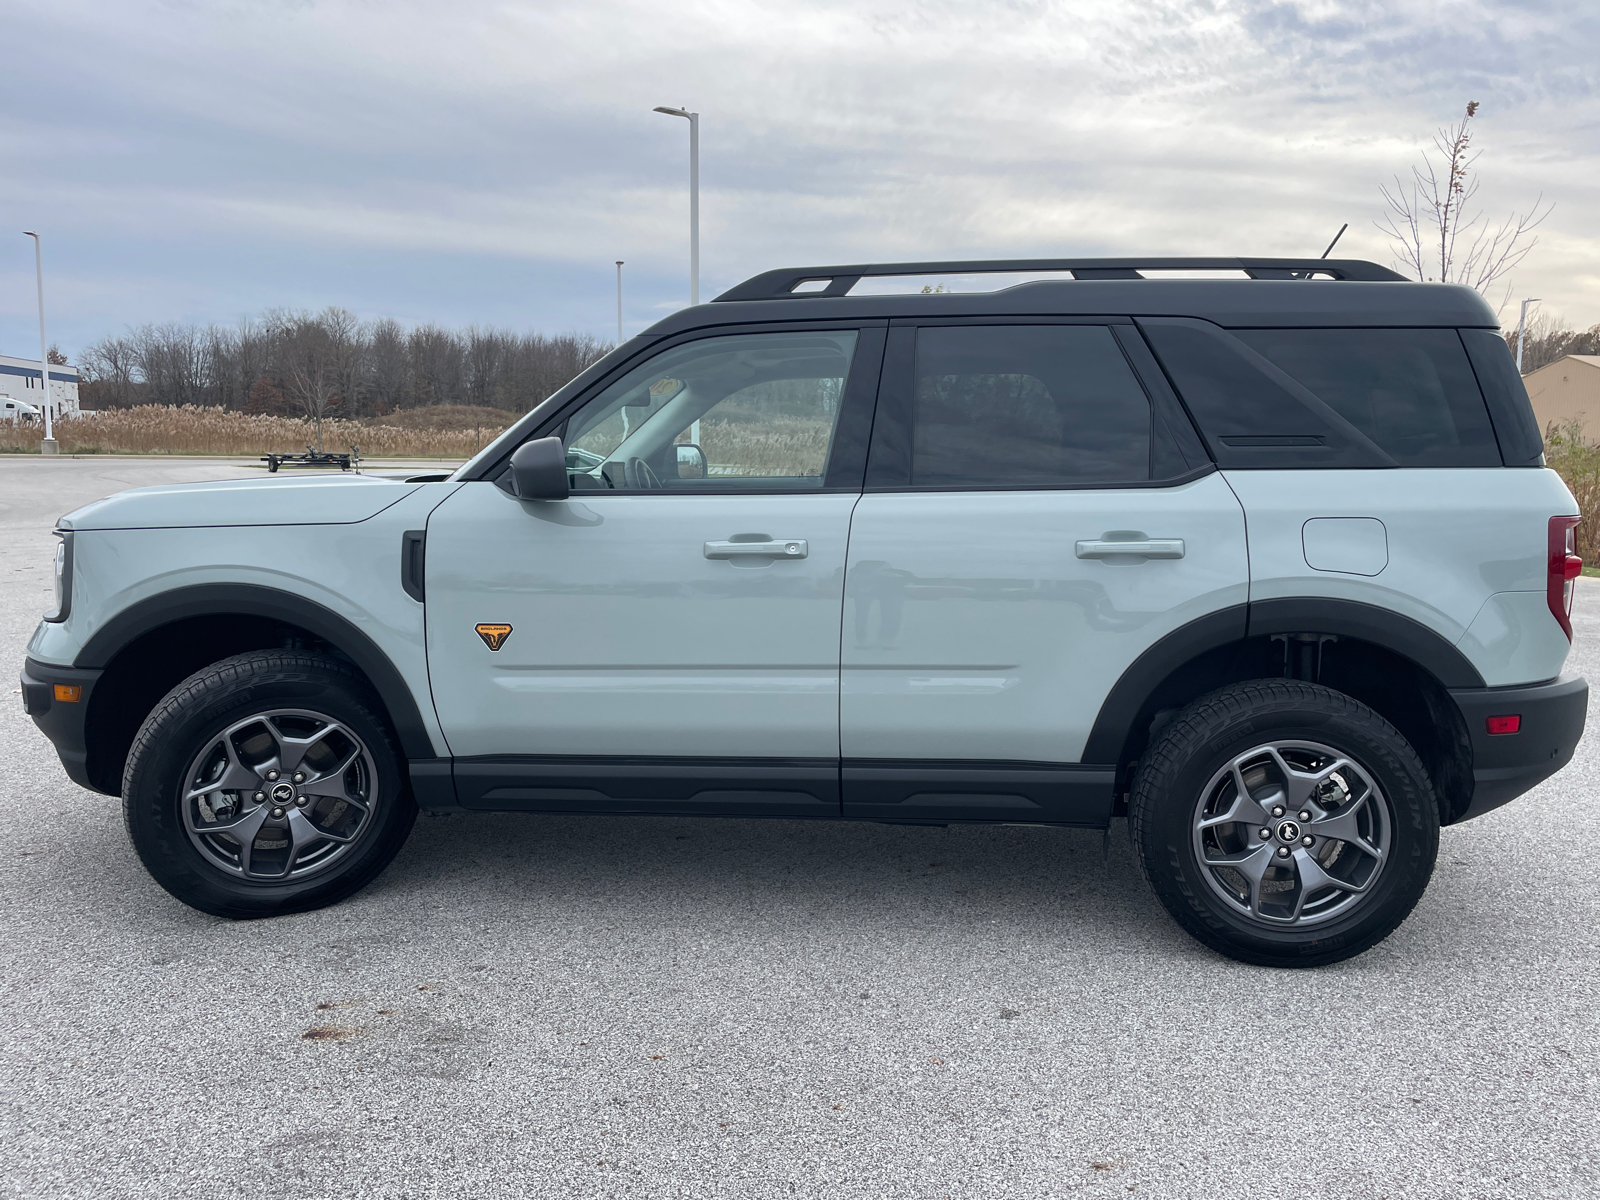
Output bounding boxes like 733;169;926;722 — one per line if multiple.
58;474;422;531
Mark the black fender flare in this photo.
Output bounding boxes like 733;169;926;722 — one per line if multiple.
74;583;438;761
1082;598;1485;764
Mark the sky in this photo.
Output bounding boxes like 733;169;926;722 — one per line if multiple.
2;0;1596;362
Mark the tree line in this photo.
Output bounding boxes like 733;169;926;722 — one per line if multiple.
1507;319;1600;376
75;308;613;429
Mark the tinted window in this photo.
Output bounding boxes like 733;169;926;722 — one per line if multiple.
910;325;1150;486
1460;328;1543;466
1233;329;1500;467
563;331;856;490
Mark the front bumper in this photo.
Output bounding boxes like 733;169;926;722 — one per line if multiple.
20;657;105;793
1451;674;1588;822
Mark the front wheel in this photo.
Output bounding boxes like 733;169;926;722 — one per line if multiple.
123;650;417;918
1130;680;1439;967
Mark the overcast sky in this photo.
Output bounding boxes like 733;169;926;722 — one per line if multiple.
3;0;1596;360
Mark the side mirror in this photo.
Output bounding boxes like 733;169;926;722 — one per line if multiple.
506;437;569;501
675;443;707;479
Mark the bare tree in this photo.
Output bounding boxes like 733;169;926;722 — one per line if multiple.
364;318;409;415
407;325;465;408
77;336;140;409
133;323;208;407
276;309;360;451
1378;101;1551;296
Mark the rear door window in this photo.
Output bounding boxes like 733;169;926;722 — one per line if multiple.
906;325;1151;487
1231;328;1500;467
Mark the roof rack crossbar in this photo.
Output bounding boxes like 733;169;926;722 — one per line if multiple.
713;257;1408;301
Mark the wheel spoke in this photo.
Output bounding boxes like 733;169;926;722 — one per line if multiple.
295;748;365;804
291;805;359;846
1198;767;1274;831
1290;847;1367;918
1203;843;1275;916
1264;746;1353;807
1308;804;1384;861
271;721;345;775
228;807;272;876
185;736;260;801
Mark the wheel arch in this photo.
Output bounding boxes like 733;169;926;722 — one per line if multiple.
74;584;435;796
1087;599;1482;823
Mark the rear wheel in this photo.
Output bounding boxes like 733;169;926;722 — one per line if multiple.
123;650;417;918
1130;679;1439;967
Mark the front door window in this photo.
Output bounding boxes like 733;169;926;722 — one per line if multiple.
563;330;859;490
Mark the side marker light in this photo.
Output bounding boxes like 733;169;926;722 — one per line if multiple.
53;684;81;703
1486;715;1521;735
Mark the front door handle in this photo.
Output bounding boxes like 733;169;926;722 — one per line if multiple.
704;539;808;560
1075;537;1185;560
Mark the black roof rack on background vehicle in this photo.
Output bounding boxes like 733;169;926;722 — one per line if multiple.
713;258;1409;302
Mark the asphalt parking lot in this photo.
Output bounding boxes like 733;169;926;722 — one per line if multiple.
3;456;1597;1199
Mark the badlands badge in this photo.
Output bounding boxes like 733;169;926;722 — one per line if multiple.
475;623;513;652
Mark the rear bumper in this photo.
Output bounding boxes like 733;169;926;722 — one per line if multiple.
20;657;105;793
1451;674;1588;822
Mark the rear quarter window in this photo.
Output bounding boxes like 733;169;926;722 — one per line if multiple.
1232;328;1501;468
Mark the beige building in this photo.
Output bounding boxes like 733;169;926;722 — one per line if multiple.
1524;354;1600;438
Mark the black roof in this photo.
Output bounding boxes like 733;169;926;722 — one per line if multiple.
637;257;1498;338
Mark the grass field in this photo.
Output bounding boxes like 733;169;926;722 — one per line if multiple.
0;405;513;459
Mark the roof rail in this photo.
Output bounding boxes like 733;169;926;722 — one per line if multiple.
713;257;1409;302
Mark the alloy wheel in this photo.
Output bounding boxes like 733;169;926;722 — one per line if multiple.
178;708;380;882
1191;740;1392;927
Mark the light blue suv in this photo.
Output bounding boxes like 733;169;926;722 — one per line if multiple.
22;257;1587;966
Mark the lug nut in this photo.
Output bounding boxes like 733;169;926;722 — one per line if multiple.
1259;828;1272;840
1302;835;1314;846
1276;846;1290;858
1298;810;1312;821
1272;805;1285;818
265;770;280;781
270;807;285;819
292;772;306;784
296;796;309;808
253;791;266;802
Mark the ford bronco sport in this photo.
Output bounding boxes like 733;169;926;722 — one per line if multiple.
22;257;1588;966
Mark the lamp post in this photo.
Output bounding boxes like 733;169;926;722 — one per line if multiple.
615;261;624;344
652;106;699;306
1515;297;1542;374
22;231;56;455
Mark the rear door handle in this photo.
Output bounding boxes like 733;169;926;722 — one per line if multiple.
704;539;808;559
1075;538;1185;560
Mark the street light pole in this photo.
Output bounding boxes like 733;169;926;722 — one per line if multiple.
615;261;625;344
652;106;699;306
22;231;56;455
1515;297;1542;374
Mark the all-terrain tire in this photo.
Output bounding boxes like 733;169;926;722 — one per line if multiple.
123;650;417;918
1129;679;1439;967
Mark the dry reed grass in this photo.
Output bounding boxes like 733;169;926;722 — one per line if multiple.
0;405;509;459
1546;419;1600;562
698;416;832;477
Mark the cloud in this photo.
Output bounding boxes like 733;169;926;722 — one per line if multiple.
2;0;1595;355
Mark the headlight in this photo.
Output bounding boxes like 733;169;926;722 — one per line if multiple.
45;531;72;623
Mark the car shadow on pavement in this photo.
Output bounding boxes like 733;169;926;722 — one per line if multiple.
363;809;1185;957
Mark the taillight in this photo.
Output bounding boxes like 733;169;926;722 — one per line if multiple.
1548;515;1582;640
